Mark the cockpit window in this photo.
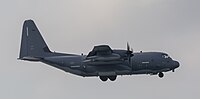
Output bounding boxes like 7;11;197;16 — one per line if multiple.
162;54;169;59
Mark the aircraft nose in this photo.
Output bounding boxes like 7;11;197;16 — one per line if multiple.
173;61;180;68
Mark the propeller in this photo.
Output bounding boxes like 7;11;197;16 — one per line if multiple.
127;42;133;55
126;42;133;63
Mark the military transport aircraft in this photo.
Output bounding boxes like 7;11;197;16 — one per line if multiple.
18;20;179;82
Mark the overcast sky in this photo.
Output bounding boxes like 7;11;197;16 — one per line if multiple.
0;0;200;99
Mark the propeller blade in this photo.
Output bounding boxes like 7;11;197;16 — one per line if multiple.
126;42;133;64
127;42;130;51
127;42;133;54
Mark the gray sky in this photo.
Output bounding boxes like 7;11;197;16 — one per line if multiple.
0;0;200;99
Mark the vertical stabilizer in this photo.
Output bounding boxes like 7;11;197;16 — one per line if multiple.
19;20;51;60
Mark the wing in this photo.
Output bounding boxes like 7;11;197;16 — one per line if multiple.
85;45;121;66
87;45;113;57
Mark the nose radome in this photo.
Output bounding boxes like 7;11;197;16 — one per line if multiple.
173;61;180;68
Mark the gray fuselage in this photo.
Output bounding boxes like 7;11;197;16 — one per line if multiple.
40;51;179;77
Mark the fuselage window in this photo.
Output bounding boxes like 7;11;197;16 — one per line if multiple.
162;54;169;59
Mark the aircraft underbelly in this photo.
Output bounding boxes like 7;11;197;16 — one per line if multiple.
132;68;171;74
82;64;132;76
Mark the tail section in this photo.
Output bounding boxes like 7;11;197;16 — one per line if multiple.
19;20;51;61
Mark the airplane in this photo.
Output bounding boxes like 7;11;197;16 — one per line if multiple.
18;20;180;82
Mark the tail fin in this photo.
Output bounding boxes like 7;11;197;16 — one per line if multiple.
19;20;51;61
